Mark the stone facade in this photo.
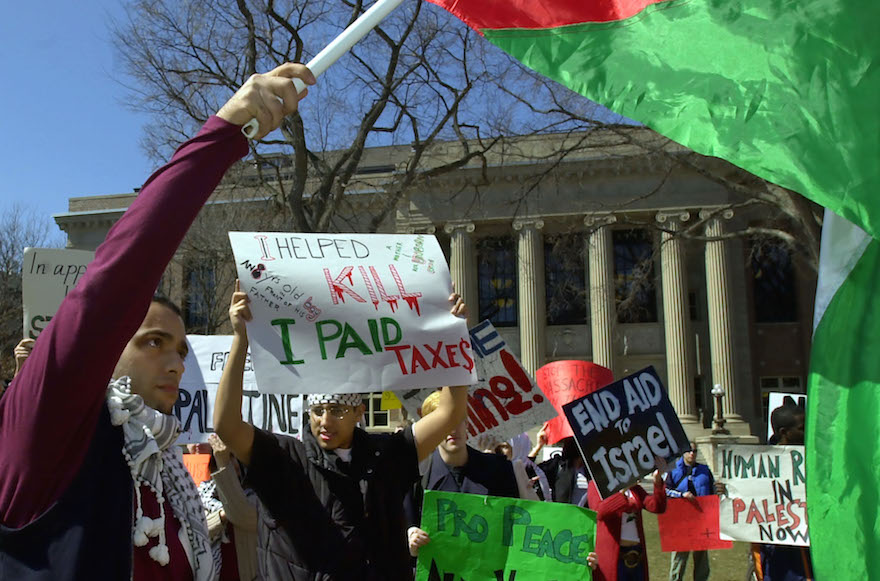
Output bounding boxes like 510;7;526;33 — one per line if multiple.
55;127;816;438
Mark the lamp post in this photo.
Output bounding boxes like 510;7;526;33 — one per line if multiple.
711;383;730;435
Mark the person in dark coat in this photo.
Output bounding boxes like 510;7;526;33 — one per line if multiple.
214;283;471;581
533;433;591;505
404;390;519;557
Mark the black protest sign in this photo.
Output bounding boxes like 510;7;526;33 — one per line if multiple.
563;366;688;497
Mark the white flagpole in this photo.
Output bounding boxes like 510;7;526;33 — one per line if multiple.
242;0;406;138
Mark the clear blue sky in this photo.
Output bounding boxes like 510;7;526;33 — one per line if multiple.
0;1;154;220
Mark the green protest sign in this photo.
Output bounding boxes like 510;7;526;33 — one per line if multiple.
417;491;596;580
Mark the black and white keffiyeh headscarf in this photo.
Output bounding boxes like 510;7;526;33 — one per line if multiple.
306;393;363;408
106;377;217;581
198;479;223;515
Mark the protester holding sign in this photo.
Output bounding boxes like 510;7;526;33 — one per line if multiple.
0;339;34;400
417;490;599;579
0;63;316;580
588;470;666;581
754;401;812;581
12;338;34;379
213;281;470;580
404;389;520;557
665;442;715;581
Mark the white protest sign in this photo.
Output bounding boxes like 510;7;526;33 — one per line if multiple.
718;445;809;546
766;393;807;440
397;320;557;443
21;247;94;338
228;232;477;394
174;335;303;444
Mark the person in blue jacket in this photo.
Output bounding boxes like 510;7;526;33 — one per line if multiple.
665;442;715;581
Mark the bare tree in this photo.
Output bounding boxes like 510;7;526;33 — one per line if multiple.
112;0;507;233
109;0;820;329
486;61;824;270
0;204;64;382
156;191;291;334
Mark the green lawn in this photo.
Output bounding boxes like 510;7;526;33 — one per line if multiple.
641;511;752;581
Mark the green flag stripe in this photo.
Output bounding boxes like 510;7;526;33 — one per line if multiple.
481;0;880;239
807;234;880;580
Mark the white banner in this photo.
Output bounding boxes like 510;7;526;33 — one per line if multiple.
21;247;94;338
397;320;557;443
175;335;303;444
229;232;477;394
718;444;809;546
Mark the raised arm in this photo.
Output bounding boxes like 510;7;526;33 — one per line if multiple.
411;293;470;462
0;64;315;527
636;471;667;513
587;480;633;521
213;281;256;466
209;434;257;532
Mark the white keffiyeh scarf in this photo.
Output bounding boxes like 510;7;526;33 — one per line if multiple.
107;377;217;581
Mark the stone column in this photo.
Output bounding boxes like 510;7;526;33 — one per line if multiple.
443;222;477;323
657;211;698;423
513;218;546;376
586;214;617;371
701;209;743;421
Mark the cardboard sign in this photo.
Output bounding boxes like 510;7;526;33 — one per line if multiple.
174;335;303;444
228;232;477;394
658;497;734;552
563;366;688;497
21;247;94;338
416;490;596;581
718;445;809;546
536;360;614;444
397;320;557;443
766;393;807;440
183;453;212;485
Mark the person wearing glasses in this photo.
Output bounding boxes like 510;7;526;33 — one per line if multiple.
214;281;469;581
665;442;715;581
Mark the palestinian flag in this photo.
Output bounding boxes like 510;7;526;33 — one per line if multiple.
808;210;880;580
427;0;880;239
425;0;880;577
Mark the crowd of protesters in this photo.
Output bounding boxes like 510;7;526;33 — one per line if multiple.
0;64;811;581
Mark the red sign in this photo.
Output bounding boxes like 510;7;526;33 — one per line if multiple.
658;496;734;552
535;360;613;444
183;453;212;485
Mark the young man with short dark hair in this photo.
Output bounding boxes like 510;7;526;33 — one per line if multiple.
0;63;316;580
755;401;812;581
214;282;470;580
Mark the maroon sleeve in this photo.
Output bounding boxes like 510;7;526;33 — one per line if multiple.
642;482;667;514
0;117;248;527
588;480;633;521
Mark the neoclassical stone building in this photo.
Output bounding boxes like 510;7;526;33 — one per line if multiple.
56;126;816;438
